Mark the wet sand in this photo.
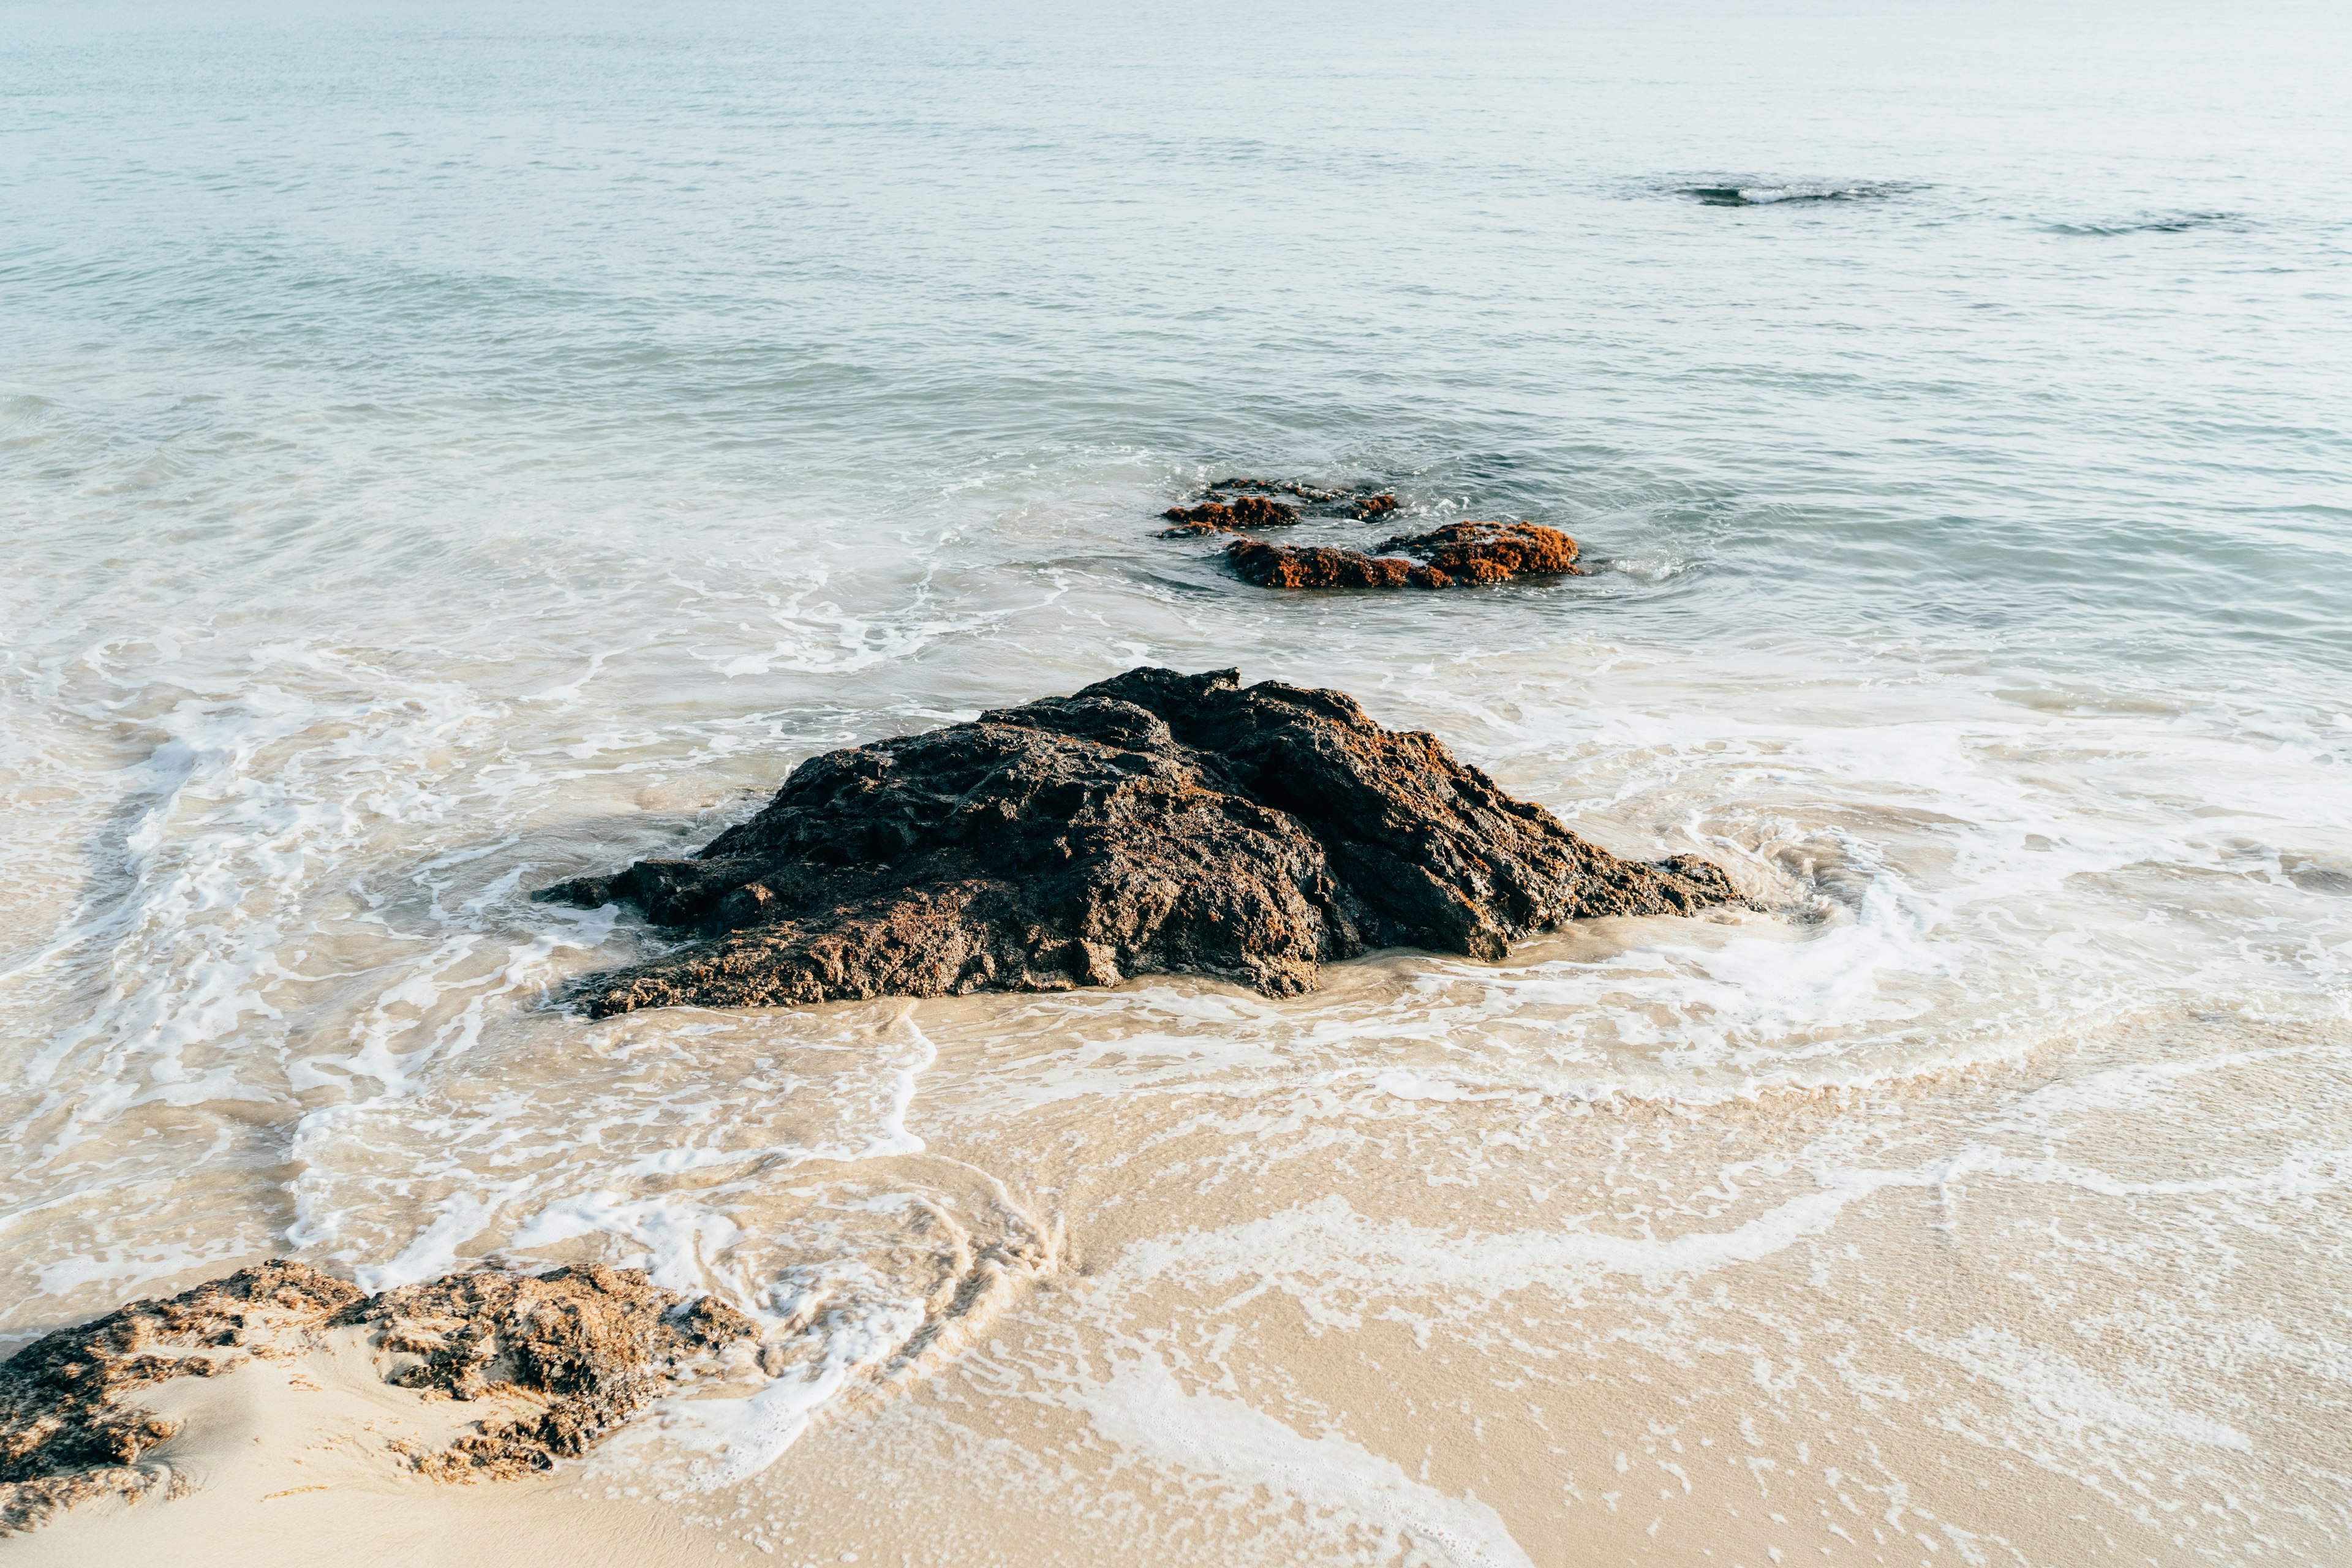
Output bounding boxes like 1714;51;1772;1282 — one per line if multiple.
20;992;2350;1567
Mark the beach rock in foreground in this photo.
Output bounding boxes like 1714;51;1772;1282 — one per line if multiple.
536;666;1741;1016
1229;521;1581;590
0;1261;753;1531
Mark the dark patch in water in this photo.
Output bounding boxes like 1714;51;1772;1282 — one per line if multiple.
2046;211;2244;236
1678;181;1907;208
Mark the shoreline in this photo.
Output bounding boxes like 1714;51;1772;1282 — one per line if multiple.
12;1000;2346;1566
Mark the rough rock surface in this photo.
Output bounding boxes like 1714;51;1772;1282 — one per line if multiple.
347;1265;753;1481
1227;537;1425;588
0;1261;753;1531
1381;519;1583;581
536;667;1742;1016
0;1263;355;1532
1161;494;1298;535
1229;521;1582;590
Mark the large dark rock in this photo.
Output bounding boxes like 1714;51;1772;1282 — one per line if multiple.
536;668;1743;1016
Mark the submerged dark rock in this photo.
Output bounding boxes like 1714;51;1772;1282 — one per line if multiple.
0;1261;753;1530
1158;478;1401;535
535;668;1742;1016
1228;521;1581;590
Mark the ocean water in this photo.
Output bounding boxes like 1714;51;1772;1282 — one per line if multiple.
4;1;2351;1562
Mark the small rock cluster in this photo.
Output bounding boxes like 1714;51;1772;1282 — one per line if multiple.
1154;475;1578;590
1159;478;1403;537
1231;521;1581;589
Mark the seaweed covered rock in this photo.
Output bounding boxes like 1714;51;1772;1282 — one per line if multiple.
535;668;1742;1016
1161;494;1299;535
1380;520;1583;582
1228;522;1581;590
0;1261;753;1531
1228;537;1423;588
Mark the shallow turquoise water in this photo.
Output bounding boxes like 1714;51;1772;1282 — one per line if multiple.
9;0;2350;687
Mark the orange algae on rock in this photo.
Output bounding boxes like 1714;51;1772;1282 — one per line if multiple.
1380;519;1583;582
1227;521;1580;590
1227;537;1425;587
1161;494;1300;535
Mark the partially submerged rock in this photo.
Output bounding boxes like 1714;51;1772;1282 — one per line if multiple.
1229;521;1581;590
0;1261;753;1531
1161;494;1299;535
1381;519;1582;581
536;667;1742;1016
1227;537;1425;589
1159;478;1400;535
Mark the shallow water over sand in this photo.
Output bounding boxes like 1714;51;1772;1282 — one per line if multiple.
4;0;2351;1561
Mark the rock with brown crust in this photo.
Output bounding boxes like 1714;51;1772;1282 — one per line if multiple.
1379;520;1583;582
1227;537;1430;588
1227;521;1580;590
346;1265;753;1481
0;1261;361;1532
1160;494;1300;535
533;668;1743;1016
0;1261;753;1531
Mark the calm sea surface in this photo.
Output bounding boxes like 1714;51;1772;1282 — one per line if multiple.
5;2;2351;1561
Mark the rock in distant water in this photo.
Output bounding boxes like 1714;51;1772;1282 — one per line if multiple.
1229;521;1581;590
1157;478;1401;535
536;668;1742;1016
0;1261;753;1531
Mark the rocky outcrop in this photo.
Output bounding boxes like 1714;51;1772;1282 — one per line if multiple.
1228;522;1581;590
1227;538;1425;588
1381;519;1582;580
0;1261;753;1531
536;668;1741;1016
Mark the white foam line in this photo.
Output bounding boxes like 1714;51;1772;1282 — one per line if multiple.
1066;1352;1536;1568
1108;1134;2352;1323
